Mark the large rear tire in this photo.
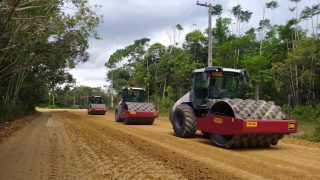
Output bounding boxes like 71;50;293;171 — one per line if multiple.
115;110;123;122
172;104;196;138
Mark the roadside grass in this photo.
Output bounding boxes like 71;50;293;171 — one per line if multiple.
283;105;320;142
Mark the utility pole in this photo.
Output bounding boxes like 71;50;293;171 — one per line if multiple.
53;93;55;107
73;81;76;107
197;1;213;67
48;92;50;107
52;87;55;107
147;55;149;102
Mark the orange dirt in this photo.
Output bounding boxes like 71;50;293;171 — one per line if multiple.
0;109;319;179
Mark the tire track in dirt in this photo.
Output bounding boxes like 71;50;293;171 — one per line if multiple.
46;113;82;180
0;113;52;179
62;112;212;179
2;109;319;180
64;113;190;179
69;110;320;180
62;112;252;180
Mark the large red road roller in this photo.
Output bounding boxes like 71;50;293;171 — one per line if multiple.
169;66;298;148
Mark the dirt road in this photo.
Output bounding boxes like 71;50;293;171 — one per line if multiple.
0;109;320;180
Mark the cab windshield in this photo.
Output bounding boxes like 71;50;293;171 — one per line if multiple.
209;73;240;99
124;89;146;102
90;97;103;104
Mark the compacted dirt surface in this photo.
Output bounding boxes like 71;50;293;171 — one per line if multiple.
0;109;320;180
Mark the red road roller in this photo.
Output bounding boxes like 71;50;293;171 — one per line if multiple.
169;66;298;148
87;96;106;115
115;87;159;125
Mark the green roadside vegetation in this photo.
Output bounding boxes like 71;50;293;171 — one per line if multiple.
283;105;320;142
40;86;111;109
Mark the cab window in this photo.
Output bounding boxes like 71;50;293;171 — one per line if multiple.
209;73;240;99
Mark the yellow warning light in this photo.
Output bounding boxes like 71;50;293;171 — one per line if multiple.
212;71;223;77
246;121;258;128
288;122;295;130
213;118;223;124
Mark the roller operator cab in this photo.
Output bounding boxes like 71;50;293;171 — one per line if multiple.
170;66;298;148
87;96;107;115
115;87;159;125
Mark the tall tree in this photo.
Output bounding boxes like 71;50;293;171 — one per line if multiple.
232;5;252;68
106;38;150;91
289;0;302;42
212;4;223;17
300;4;320;35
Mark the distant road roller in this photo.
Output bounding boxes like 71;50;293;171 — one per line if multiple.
170;66;298;148
87;96;106;115
115;86;159;125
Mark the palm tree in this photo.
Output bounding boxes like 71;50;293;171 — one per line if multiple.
266;0;279;21
212;4;223;18
259;0;267;55
232;5;252;68
232;5;252;36
289;0;302;42
258;1;279;55
289;0;302;19
232;5;243;36
312;4;320;34
266;0;279;13
176;24;183;45
266;0;279;8
301;4;320;35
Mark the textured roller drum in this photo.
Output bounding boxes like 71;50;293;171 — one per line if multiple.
209;98;286;148
126;102;156;112
125;102;156;125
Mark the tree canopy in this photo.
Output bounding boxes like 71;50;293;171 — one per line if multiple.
0;0;101;121
106;2;320;110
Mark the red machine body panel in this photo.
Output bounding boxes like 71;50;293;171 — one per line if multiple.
197;115;298;135
88;108;106;114
119;111;159;119
88;104;106;115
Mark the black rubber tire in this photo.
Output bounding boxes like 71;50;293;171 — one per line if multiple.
124;118;154;125
123;118;131;125
202;131;210;139
145;118;155;125
172;104;196;138
115;110;123;122
169;110;173;124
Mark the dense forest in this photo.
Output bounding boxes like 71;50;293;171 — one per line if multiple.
106;1;320;112
0;0;101;122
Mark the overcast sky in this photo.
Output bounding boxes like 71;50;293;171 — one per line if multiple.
69;0;318;88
